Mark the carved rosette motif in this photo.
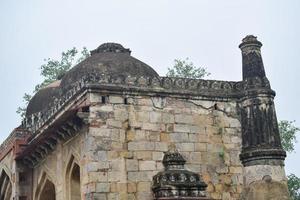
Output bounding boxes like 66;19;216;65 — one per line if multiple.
152;150;209;200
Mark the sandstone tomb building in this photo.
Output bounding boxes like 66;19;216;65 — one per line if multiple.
0;36;290;200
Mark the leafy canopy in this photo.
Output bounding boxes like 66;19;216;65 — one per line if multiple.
36;47;89;91
278;120;300;200
17;47;90;118
166;58;210;79
288;174;300;200
279;120;300;153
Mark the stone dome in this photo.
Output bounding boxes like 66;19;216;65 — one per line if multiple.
26;80;61;116
25;43;159;117
60;43;159;89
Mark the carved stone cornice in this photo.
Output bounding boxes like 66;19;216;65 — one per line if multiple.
19;70;275;138
19;74;243;133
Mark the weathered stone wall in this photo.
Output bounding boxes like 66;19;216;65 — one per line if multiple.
83;92;243;200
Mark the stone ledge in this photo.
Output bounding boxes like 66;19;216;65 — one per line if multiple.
240;148;286;166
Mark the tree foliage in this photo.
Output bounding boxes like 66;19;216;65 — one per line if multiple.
288;174;300;200
166;58;210;79
279;120;300;153
278;120;300;200
36;47;89;91
16;93;33;119
17;47;90;118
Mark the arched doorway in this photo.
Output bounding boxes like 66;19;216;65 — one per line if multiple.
0;170;12;200
70;163;81;200
39;179;56;200
35;172;56;200
66;156;81;200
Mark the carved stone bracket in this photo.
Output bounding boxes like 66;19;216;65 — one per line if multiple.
20;117;82;167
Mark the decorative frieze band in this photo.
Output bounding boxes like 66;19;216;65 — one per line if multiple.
21;72;271;135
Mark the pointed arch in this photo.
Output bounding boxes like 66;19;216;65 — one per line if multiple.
0;169;12;200
34;172;56;200
65;155;81;200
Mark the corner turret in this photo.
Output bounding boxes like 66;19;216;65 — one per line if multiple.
239;35;266;80
239;35;289;200
239;35;286;166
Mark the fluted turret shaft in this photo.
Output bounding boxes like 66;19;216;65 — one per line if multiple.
239;35;286;166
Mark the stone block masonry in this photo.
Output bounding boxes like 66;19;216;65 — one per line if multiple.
83;93;243;200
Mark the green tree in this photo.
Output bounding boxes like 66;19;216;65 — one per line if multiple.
279;120;300;200
279;120;300;153
17;47;90;118
287;174;300;200
166;58;210;79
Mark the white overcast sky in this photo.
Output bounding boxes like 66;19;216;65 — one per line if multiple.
0;0;299;175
